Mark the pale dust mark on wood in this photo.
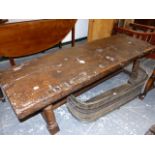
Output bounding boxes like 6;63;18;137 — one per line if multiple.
33;86;39;90
76;57;86;64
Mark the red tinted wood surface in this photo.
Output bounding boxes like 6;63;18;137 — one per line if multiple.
129;23;155;32
0;34;154;119
0;19;76;57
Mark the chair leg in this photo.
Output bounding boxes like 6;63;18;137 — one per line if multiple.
139;68;155;100
42;105;60;135
9;58;16;66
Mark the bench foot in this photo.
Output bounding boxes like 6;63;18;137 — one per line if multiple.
42;105;60;135
139;68;155;100
145;124;155;135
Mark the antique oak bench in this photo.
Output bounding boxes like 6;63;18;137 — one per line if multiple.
0;34;155;134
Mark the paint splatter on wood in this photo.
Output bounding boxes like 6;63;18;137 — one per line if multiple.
33;86;39;90
76;58;86;64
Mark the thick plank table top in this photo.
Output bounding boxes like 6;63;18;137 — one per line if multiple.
0;34;154;119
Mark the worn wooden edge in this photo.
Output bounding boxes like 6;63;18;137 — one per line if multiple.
16;52;154;120
5;55;151;120
9;68;123;121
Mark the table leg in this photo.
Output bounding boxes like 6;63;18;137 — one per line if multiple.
145;124;155;135
42;105;60;135
128;59;140;84
58;42;62;49
131;59;140;76
139;68;155;100
71;26;75;47
0;87;5;102
9;58;16;66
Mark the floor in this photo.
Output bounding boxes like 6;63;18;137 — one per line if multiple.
0;41;155;135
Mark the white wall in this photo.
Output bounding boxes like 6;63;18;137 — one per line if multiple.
62;19;89;43
7;19;34;23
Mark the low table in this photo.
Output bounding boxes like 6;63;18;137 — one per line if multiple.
0;34;154;134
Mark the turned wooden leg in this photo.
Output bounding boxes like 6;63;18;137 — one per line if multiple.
131;59;140;77
128;59;140;84
71;26;75;47
58;42;62;49
42;105;60;135
149;125;155;134
139;68;155;100
145;124;155;135
9;58;16;66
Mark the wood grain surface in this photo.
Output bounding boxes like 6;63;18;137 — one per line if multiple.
0;19;76;57
88;19;115;42
0;34;154;119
